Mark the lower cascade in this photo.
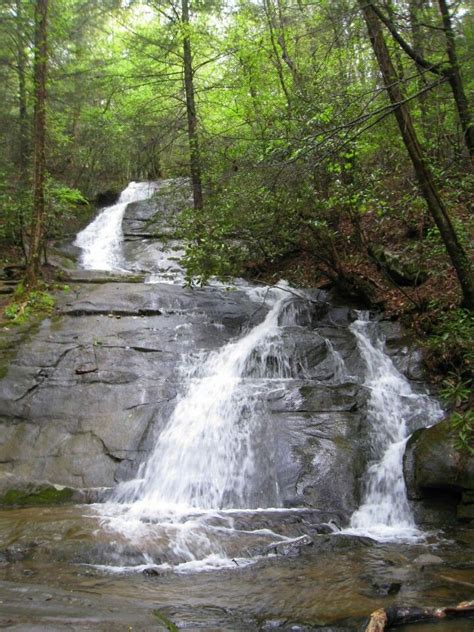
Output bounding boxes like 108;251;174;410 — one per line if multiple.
100;285;309;570
346;315;443;541
114;286;293;511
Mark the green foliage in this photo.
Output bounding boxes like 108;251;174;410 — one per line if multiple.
152;610;179;632
427;308;473;455
427;308;474;378
4;284;55;324
178;173;313;284
450;409;474;456
0;176;30;248
440;376;472;408
44;177;89;238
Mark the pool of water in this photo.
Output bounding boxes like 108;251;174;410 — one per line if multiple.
0;505;472;630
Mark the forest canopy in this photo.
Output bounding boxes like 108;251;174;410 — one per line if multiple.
0;0;472;305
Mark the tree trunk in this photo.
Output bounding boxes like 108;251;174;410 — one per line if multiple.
368;1;474;160
407;0;430;138
365;600;474;631
358;1;474;309
437;0;474;158
262;0;293;121
16;0;29;259
181;0;203;211
26;0;48;287
16;0;28;182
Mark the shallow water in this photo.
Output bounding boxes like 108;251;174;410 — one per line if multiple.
0;506;472;630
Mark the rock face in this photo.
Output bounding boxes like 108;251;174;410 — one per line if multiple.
404;417;474;521
0;189;433;521
0;279;422;519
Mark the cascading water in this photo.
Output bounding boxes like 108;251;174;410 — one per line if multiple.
75;181;159;271
99;285;307;570
345;314;443;542
117;287;293;511
76;181;445;569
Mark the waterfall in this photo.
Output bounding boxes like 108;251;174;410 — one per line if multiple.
75;181;158;271
114;285;294;511
345;315;443;541
79;179;444;561
99;285;305;570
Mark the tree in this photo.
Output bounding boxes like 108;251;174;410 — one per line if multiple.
181;0;203;210
26;0;48;287
357;0;474;309
369;0;474;160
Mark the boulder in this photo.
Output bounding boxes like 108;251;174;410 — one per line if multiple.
404;417;474;521
370;245;428;286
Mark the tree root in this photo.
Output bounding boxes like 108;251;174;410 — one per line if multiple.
365;600;474;631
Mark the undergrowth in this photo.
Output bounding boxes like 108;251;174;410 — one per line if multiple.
3;282;56;324
422;307;474;455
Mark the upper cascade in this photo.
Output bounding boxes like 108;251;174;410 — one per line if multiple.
74;181;159;271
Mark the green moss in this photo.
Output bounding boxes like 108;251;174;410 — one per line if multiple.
0;484;74;507
152;610;179;631
3;288;55;325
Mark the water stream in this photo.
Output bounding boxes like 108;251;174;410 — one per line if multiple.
99;285;310;571
2;180;471;630
73;181;446;567
74;181;159;271
345;315;443;542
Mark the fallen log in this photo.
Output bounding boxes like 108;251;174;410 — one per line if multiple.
365;600;474;631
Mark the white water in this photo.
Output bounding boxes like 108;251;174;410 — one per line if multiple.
115;285;294;511
76;181;445;566
345;315;443;542
75;181;158;271
99;284;304;569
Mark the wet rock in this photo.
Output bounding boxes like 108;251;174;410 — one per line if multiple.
75;362;97;375
365;581;402;596
122;179;190;239
310;522;339;535
60;269;146;284
0;474;105;507
0;479;74;507
143;566;162;576
156;604;258;631
458;503;474;520
311;534;375;552
261;619;360;631
413;553;444;568
404;418;474;522
266;534;314;556
370;246;428;287
2;543;38;562
95;189;120;207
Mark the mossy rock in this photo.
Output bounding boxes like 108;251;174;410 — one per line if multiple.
370;246;427;287
0;483;74;507
152;610;179;631
404;418;474;522
404;418;474;494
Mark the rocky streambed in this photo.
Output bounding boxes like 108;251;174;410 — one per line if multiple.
0;180;473;630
